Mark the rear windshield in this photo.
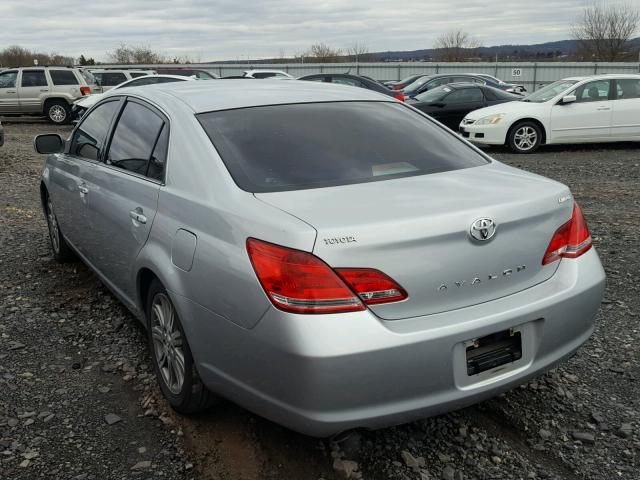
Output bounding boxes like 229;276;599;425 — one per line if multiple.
197;101;488;193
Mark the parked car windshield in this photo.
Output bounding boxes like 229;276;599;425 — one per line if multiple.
403;76;433;93
523;80;578;103
413;86;452;103
198;101;488;193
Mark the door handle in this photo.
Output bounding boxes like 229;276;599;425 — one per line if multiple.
40;89;49;92
6;91;16;94
596;106;610;111
78;185;89;194
129;209;147;224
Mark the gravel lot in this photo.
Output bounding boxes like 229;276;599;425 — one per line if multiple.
1;120;638;480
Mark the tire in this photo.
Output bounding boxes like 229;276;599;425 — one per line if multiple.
44;193;74;263
45;100;71;124
507;121;542;154
146;279;218;414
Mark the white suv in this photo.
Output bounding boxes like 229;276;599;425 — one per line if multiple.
0;66;96;123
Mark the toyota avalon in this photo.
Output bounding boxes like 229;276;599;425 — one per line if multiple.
34;80;605;436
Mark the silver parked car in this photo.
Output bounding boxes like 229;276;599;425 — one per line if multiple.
35;81;605;436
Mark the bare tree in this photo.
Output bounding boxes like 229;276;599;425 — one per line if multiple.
347;42;372;62
433;30;481;61
0;45;74;67
106;44;166;64
571;2;639;61
308;43;342;63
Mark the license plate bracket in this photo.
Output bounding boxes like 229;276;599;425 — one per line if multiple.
466;328;522;376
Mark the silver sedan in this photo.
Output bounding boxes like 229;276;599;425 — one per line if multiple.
34;80;606;436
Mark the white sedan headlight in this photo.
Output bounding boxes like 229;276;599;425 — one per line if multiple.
475;113;506;125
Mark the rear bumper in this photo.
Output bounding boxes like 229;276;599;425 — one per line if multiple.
175;248;605;437
459;123;508;146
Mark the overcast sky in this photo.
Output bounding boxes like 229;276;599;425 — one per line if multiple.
1;0;629;61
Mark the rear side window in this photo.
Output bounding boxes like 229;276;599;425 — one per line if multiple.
198;102;488;193
106;101;165;178
49;70;78;85
130;72;148;78
21;70;48;87
616;79;640;100
70;100;121;160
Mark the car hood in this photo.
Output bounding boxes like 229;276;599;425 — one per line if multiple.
463;100;540;120
74;94;103;108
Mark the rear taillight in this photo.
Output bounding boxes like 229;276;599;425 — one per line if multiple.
246;238;407;314
542;203;592;265
335;268;408;304
80;86;91;96
393;93;405;102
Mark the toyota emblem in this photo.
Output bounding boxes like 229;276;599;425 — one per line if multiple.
470;218;497;242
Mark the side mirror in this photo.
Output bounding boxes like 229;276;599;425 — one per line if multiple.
561;95;576;105
429;102;445;108
34;134;64;154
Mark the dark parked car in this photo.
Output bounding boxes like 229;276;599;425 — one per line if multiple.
298;73;405;101
474;74;526;94
156;68;218;80
402;74;494;98
406;83;520;130
384;74;426;90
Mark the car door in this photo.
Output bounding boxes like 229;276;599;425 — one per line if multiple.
549;79;613;142
82;98;166;304
436;87;485;129
0;70;20;113
18;70;50;113
47;99;122;255
611;78;640;139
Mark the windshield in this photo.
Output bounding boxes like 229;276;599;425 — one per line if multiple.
414;86;452;103
197;102;488;193
79;69;97;85
403;76;432;93
523;80;578;103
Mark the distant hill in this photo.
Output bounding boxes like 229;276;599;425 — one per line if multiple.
211;37;640;63
371;37;640;61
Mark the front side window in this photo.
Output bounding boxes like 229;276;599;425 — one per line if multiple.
70;100;121;160
106;101;165;178
50;70;78;85
445;88;484;103
0;71;18;88
414;86;451;103
615;79;640;100
573;80;611;103
198;101;489;193
21;70;47;87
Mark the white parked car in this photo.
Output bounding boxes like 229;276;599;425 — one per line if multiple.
459;74;640;153
72;74;195;120
243;69;294;79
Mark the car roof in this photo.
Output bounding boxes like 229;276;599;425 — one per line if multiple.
113;79;392;113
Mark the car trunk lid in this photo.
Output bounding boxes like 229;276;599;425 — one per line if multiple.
255;162;572;320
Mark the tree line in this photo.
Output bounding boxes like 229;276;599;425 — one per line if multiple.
1;3;637;67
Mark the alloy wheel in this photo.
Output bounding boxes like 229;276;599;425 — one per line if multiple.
46;197;60;254
151;293;185;395
513;126;538;152
49;105;67;123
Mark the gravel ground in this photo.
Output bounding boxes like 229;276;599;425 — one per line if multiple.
1;121;638;480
